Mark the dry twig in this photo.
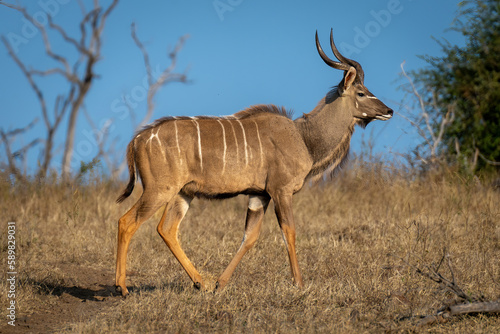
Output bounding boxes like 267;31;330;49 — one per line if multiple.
395;252;499;326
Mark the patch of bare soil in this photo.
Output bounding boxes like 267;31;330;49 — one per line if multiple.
1;264;120;334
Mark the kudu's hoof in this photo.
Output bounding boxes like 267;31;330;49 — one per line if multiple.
213;281;228;293
115;285;129;298
193;282;202;290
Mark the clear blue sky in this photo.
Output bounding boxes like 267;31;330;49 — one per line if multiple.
0;0;465;175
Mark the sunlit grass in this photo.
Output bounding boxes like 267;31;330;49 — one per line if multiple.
0;165;499;332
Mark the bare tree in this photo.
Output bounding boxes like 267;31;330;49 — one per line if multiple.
109;23;189;179
398;61;455;168
0;119;40;182
1;0;118;180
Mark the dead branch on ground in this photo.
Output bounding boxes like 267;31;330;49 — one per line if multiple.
395;251;499;326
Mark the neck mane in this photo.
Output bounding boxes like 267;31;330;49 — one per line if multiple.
295;89;357;180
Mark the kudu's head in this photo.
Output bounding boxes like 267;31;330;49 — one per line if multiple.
315;29;393;125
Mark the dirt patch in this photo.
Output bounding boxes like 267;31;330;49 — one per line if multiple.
1;264;120;333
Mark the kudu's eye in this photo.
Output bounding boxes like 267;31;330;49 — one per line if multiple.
357;92;365;97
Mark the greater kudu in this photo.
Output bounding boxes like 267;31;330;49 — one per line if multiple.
115;29;393;296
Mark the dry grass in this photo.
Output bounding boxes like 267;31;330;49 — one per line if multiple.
0;166;499;333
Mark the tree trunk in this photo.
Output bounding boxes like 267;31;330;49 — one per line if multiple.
61;79;92;179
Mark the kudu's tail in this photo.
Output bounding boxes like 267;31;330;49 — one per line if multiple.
116;141;136;204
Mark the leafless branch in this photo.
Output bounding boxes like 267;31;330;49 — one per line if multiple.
13;138;42;160
396;252;471;301
97;0;118;45
1;36;50;128
400;61;434;141
399;61;454;165
0;117;42;178
416;300;500;326
130;22;154;87
2;118;39;138
111;24;189;179
449;301;500;315
29;67;80;84
477;151;500;166
57;0;118;179
434;250;445;274
76;0;87;16
7;4;73;75
130;23;189;129
433;104;455;153
82;107;114;172
2;29;78;178
396;108;433;154
394;252;499;326
47;15;91;57
1;0;119;179
0;129;26;182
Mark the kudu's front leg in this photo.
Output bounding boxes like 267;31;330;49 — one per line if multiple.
273;193;304;288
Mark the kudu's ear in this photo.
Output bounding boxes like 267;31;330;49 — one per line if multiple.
343;67;357;92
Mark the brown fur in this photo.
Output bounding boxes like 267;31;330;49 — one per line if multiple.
134;104;292;139
233;104;293;119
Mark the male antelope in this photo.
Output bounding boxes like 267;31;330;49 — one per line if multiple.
115;29;393;296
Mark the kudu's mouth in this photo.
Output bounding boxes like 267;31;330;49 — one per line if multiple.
375;109;393;121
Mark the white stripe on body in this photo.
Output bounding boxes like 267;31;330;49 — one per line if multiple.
191;119;203;171
216;119;227;175
146;128;160;146
174;121;183;165
253;121;264;168
227;120;239;164
236;120;249;166
146;127;166;161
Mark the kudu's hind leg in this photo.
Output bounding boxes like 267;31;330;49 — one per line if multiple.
157;193;205;290
215;195;270;291
273;192;304;288
115;191;167;297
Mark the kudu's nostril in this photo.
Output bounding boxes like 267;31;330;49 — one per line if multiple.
387;109;393;116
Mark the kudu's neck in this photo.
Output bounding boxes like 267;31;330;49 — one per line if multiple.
295;89;357;177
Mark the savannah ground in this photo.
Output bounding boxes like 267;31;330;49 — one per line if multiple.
0;165;499;333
